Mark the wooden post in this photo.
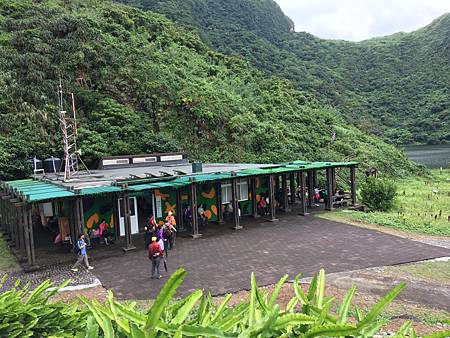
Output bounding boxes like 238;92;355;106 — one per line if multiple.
332;167;337;194
16;203;25;252
122;188;136;251
307;171;314;208
26;205;36;267
281;174;290;212
267;175;278;222
313;171;317;188
216;181;224;224
326;168;333;211
350;166;357;206
190;181;201;238
289;173;296;205
22;205;33;266
10;201;17;247
175;188;185;231
74;196;85;238
112;194;119;241
299;171;309;216
251;177;259;218
231;175;242;230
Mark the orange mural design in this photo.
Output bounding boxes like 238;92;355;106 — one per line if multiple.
109;214;114;228
256;177;260;189
211;204;218;216
154;189;170;200
201;187;216;199
181;194;188;201
164;202;176;214
86;213;99;229
204;210;212;219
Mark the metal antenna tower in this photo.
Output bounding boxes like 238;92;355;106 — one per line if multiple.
58;80;89;181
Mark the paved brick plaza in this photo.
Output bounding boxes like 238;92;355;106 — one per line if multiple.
90;213;450;300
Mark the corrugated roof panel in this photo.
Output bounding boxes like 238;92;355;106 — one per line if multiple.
79;186;122;196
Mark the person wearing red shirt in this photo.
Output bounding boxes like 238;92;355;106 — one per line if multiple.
148;236;163;279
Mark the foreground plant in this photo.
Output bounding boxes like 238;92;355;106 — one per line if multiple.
80;269;449;337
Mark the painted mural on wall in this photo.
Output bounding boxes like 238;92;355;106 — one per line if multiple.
197;183;218;222
83;196;115;235
239;176;269;215
155;188;177;225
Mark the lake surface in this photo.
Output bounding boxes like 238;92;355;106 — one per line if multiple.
403;144;450;168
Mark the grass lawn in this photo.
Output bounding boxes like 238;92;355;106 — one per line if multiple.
0;232;19;272
321;169;450;236
387;260;450;284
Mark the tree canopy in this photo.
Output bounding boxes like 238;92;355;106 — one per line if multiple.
122;0;450;145
0;0;415;180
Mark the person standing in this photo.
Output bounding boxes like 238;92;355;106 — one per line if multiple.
99;219;110;245
144;226;153;249
165;211;177;248
148;236;163;279
183;205;192;229
71;234;93;272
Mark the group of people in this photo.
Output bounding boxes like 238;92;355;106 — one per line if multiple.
182;204;210;228
145;211;177;279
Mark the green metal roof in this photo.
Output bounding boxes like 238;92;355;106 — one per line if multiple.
1;160;358;202
1;179;75;202
78;186;122;196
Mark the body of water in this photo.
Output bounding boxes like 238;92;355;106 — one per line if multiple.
403;144;450;168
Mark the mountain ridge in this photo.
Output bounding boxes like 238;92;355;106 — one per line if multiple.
120;0;449;145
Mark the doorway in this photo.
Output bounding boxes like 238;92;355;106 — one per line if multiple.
118;197;139;236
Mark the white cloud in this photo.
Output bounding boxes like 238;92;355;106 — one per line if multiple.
274;0;450;41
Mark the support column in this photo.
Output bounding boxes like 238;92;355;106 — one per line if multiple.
190;181;201;238
332;167;337;194
175;189;185;231
281;174;289;212
250;177;259;218
74;196;85;237
122;189;136;251
325;168;333;211
299;171;309;216
25;205;36;268
307;171;314;208
313;171;318;188
350;166;357;206
267;175;278;222
10;200;17;248
112;194;120;241
23;205;33;267
231;175;242;230
216;182;224;224
289;173;296;205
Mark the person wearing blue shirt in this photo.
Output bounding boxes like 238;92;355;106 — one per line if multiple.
71;234;94;272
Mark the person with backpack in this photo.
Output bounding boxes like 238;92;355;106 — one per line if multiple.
71;234;93;272
165;211;177;247
163;222;174;250
148;236;163;279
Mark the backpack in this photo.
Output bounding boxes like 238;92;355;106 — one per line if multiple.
73;242;81;254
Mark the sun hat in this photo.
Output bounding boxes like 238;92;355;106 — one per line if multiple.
168;211;173;215
151;236;157;242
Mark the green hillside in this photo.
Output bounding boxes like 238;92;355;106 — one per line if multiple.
121;0;450;145
0;0;415;180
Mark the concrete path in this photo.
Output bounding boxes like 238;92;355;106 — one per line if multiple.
90;214;450;300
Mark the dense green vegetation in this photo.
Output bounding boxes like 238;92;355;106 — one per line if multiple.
3;268;446;337
0;0;415;180
360;177;397;212
322;169;450;236
122;0;450;145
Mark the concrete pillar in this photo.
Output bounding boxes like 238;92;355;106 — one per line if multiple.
299;171;309;216
281;174;289;212
190;181;201;238
175;188;185;231
216;181;224;224
267;175;278;222
289;173;296;205
231;175;242;230
326;168;333;211
250;177;259;218
122;189;136;251
307;171;314;208
350;166;357;206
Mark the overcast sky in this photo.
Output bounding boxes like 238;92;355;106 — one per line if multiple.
274;0;450;41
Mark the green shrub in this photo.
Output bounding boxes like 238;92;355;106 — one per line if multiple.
3;269;449;337
361;177;397;211
0;276;88;337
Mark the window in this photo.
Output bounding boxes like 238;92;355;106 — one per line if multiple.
221;179;248;203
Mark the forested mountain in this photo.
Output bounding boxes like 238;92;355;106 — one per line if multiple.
120;0;450;145
0;0;415;180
